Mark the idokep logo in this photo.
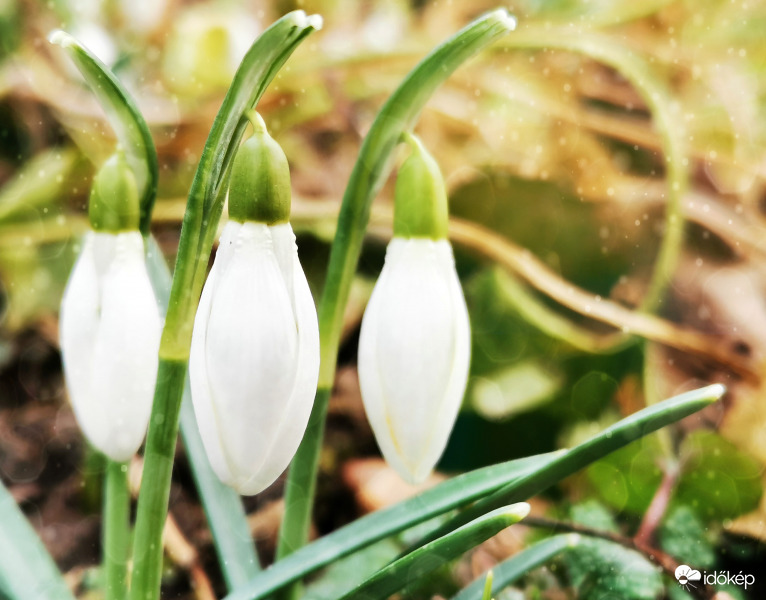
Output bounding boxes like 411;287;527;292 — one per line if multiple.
675;565;702;590
675;564;756;591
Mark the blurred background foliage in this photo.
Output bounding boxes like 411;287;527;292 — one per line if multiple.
1;0;766;598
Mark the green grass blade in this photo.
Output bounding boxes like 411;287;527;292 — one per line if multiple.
481;571;493;600
451;534;580;600
47;31;158;235
225;453;556;600
278;7;518;570
0;479;76;600
143;236;260;590
411;384;725;549
338;504;530;600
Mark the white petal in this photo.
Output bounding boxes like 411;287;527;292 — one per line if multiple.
61;232;161;462
358;238;470;484
60;233;102;440
189;222;243;486
201;223;299;493
235;248;320;495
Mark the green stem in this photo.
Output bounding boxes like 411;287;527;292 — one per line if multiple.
130;359;187;600
129;13;319;600
276;7;517;574
104;460;130;600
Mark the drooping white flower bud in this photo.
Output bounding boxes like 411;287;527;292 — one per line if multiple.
358;134;470;484
189;115;320;496
60;155;161;461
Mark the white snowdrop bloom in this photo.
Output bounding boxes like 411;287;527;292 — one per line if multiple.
189;114;320;496
59;153;161;463
189;222;319;495
358;238;470;484
60;231;161;462
358;133;471;484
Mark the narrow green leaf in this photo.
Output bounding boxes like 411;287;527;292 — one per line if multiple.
47;31;158;235
143;236;260;589
0;479;76;600
225;453;556;600
481;571;493;600
411;384;725;549
451;534;580;600
338;504;530;600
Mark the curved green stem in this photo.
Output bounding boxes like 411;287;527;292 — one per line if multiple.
499;29;687;314
104;460;130;600
129;13;320;600
48;31;158;235
276;8;517;572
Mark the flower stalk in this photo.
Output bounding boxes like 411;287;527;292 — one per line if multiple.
104;461;130;600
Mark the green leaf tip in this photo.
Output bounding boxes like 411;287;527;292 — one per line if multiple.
47;29;74;48
464;502;531;530
287;10;323;31
486;8;517;32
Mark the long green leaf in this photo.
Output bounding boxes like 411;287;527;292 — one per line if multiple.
227;384;721;600
338;504;530;600
410;384;725;549
0;479;75;600
278;7;518;570
143;237;260;589
130;13;320;600
48;31;158;235
451;534;580;600
225;453;556;600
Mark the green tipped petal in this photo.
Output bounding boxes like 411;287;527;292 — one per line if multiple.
393;133;448;240
89;153;141;232
228;113;291;225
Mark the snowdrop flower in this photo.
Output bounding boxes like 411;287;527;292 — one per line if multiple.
60;153;161;462
359;134;470;484
190;115;319;496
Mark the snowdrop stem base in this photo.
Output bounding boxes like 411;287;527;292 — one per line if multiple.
104;459;130;600
130;359;187;600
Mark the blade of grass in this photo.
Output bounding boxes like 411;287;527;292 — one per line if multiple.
338;504;530;600
0;479;76;600
47;32;157;235
408;384;724;550
224;453;555;600
451;534;580;600
144;236;260;589
277;8;518;575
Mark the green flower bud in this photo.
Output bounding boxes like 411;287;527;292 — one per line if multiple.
88;152;141;232
393;133;449;240
228;112;291;225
